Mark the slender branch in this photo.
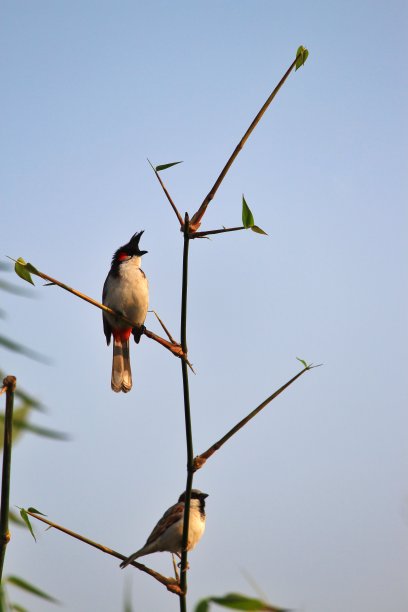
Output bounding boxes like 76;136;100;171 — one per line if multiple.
148;159;184;227
0;375;16;581
179;214;194;608
190;226;245;239
151;310;177;344
22;267;187;361
189;57;298;232
26;511;182;595
193;366;316;470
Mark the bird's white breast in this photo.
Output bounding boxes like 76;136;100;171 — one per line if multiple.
104;257;149;328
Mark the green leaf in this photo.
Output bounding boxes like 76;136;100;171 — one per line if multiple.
11;604;29;612
9;509;26;526
14;258;35;286
9;418;69;441
296;357;308;368
0;334;50;363
251;225;268;236
155;161;183;172
27;507;47;516
0;279;33;297
209;593;287;611
295;45;309;70
194;600;210;612
6;576;59;604
18;509;36;542
242;196;254;228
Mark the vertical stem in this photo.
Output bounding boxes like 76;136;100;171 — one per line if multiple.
179;214;194;610
0;376;16;582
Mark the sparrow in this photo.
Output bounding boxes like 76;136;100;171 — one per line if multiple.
102;231;149;393
120;489;209;569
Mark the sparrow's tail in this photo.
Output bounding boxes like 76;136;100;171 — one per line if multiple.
119;548;144;569
111;337;132;393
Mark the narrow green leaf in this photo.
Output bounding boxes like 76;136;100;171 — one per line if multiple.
6;576;59;603
251;226;268;236
14;258;35;286
27;507;47;516
11;604;29;612
242;196;254;228
9;509;26;526
209;593;287;611
0;334;50;363
155;161;183;172
9;419;69;441
295;45;309;70
296;357;308;368
19;509;36;542
0;279;33;297
194;600;210;612
25;262;39;275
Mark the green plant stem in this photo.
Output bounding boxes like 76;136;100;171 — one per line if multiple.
0;375;16;582
179;215;194;610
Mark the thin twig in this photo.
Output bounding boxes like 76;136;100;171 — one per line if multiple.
150;311;196;373
193;365;317;470
148;159;184;227
179;214;194;609
189;57;298;232
190;226;245;239
0;375;16;581
26;511;182;595
151;310;177;344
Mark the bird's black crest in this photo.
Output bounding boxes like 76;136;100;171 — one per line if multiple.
111;231;148;265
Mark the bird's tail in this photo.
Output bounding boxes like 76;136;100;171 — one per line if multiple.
111;337;132;393
120;548;144;569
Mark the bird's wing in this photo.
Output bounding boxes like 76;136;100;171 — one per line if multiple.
145;502;184;545
102;277;112;345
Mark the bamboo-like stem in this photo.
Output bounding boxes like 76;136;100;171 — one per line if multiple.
0;375;16;582
190;226;245;239
189;57;298;232
18;266;186;361
148;160;184;227
179;215;194;609
25;511;182;595
193;366;315;470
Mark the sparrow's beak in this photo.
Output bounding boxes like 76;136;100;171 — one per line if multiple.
201;493;209;499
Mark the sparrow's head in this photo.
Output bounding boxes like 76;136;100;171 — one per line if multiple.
113;231;147;262
178;489;209;504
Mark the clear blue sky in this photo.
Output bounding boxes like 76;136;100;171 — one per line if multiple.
1;1;407;611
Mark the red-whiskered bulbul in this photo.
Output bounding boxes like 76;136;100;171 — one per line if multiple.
102;231;149;393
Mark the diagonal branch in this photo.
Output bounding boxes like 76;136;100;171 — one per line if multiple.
189;56;298;232
193;365;318;471
148;159;184;227
26;510;182;595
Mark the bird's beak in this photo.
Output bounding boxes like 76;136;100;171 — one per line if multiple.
201;493;209;499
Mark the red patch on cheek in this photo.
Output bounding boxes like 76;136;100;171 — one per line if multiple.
117;252;128;261
113;328;132;341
